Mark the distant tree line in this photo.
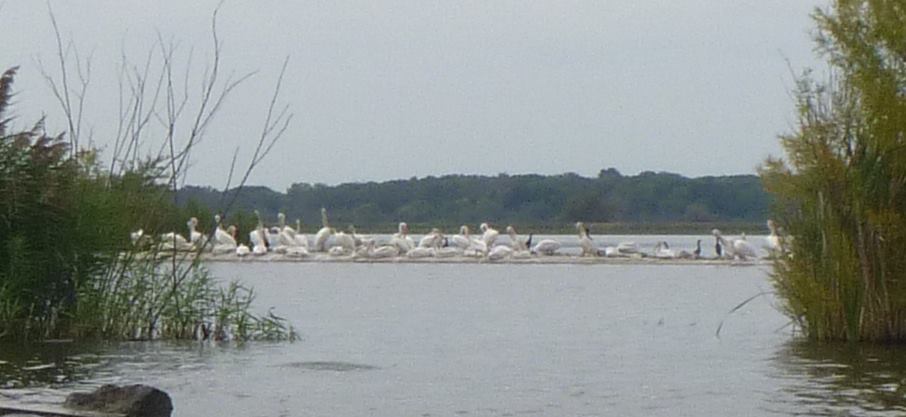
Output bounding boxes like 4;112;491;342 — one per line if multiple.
177;169;770;232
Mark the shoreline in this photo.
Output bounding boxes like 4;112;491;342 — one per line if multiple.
159;252;773;266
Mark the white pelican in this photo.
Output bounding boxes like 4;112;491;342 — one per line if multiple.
452;225;487;257
532;238;561;256
348;225;371;247
464;238;488;257
187;217;208;250
406;246;435;258
616;242;641;255
266;226;281;249
332;230;357;252
362;240;399;259
390;222;415;253
653;241;676;259
764;219;782;257
505;226;528;251
236;243;251;257
487;245;513;261
314;208;333;252
419;228;444;248
213;215;238;247
576;222;596;257
479;223;499;247
249;211;266;249
276;213;297;249
252;213;269;255
160;231;192;251
212;218;238;255
712;229;758;260
452;226;472;249
293;219;309;249
278;213;296;235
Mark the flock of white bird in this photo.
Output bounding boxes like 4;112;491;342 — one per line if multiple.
132;208;787;262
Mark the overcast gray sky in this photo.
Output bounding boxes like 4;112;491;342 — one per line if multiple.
2;0;823;191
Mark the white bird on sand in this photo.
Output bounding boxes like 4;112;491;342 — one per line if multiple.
266;226;281;250
252;240;268;256
331;230;357;252
390;222;415;253
532;238;561;256
213;215;237;246
505;226;528;251
419;228;444;248
160;231;192;251
712;229;758;260
576;222;596;257
653;241;676;259
465;238;488;258
362;240;399;259
406;246;434;258
314;208;334;252
251;212;269;255
211;216;238;254
249;211;266;249
348;225;371;247
293;219;309;249
616;242;640;255
186;217;208;250
276;213;297;248
487;245;513;261
480;223;500;247
452;225;473;250
764;219;782;257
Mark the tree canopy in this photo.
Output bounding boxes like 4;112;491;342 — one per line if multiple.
179;169;770;231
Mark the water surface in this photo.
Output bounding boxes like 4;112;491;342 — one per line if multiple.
2;262;905;416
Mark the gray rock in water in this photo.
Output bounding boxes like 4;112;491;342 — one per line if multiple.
64;384;172;417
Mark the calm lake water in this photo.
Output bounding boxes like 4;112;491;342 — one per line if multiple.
3;256;906;416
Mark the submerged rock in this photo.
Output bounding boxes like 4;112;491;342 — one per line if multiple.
64;384;172;417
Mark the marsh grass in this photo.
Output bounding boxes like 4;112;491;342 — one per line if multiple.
72;257;295;342
761;1;906;342
0;60;294;342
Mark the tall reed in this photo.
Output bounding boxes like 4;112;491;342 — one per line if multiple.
761;0;906;342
